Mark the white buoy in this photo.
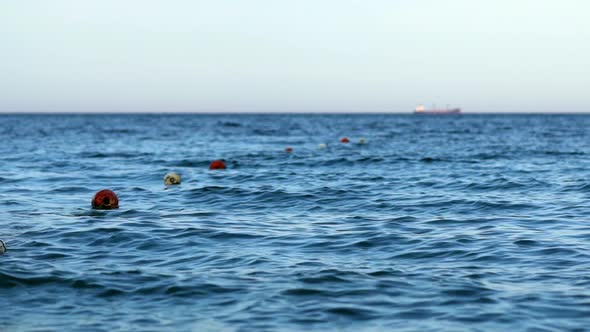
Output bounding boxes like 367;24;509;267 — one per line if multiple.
0;240;6;254
359;137;367;144
164;172;181;185
318;143;327;149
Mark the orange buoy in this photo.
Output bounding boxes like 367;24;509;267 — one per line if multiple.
92;189;119;210
340;137;350;143
285;147;293;153
209;160;226;170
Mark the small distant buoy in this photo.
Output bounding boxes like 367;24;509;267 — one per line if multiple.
285;147;293;153
164;172;181;185
340;137;350;143
318;143;327;149
359;137;367;144
91;189;119;210
0;240;6;254
209;160;226;170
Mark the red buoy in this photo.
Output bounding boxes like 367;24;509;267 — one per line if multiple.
340;137;350;143
209;160;226;170
92;189;119;210
285;147;293;153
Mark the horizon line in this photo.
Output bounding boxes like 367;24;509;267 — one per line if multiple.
1;111;590;115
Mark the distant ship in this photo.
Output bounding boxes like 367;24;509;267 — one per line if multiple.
414;104;461;114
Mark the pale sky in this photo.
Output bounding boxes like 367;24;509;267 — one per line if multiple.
1;0;589;112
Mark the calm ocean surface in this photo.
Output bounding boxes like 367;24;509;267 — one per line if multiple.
1;114;590;331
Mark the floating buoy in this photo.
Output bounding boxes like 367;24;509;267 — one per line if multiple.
209;160;226;170
340;137;350;143
285;147;293;153
164;172;181;185
359;137;367;144
91;189;119;210
318;143;327;149
0;240;6;254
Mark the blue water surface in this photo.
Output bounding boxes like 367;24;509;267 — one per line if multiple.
1;114;590;331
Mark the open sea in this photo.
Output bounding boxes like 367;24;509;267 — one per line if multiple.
1;113;590;332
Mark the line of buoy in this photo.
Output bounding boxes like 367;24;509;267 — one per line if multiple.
92;159;230;209
91;136;366;210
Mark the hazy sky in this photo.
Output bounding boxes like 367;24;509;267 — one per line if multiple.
1;0;589;112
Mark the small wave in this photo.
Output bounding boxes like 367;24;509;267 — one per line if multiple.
463;178;528;190
168;159;211;167
48;186;88;193
325;306;378;320
542;150;586;156
218;121;242;127
513;239;539;247
252;128;280;135
78;152;153;159
560;182;590;192
0;271;69;288
420;157;448;163
282;288;325;296
392;249;471;260
187;186;250;196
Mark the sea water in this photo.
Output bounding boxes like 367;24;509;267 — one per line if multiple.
1;114;590;331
